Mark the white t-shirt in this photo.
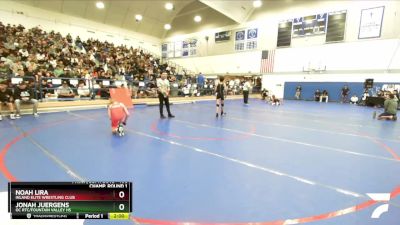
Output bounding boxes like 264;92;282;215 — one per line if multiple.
157;79;170;95
36;53;45;61
243;81;251;91
78;86;90;96
19;49;29;57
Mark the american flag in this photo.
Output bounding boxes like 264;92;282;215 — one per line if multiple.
260;50;275;73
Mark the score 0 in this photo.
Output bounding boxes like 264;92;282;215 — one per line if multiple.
114;189;130;212
118;191;127;211
118;191;125;199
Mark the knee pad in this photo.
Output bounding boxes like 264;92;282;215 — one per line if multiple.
216;104;220;107
221;103;224;107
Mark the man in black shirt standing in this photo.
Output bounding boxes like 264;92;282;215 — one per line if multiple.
14;81;39;118
157;72;174;118
341;85;350;103
0;81;16;120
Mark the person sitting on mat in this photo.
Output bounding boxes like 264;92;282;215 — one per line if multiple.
261;88;269;101
108;99;130;136
376;94;398;121
271;95;280;106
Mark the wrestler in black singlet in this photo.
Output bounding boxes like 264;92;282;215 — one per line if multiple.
216;82;225;100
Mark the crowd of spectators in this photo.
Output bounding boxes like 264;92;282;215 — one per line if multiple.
0;21;262;118
0;21;187;99
0;21;261;101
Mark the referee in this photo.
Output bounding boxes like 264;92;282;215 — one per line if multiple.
243;79;251;104
157;72;175;118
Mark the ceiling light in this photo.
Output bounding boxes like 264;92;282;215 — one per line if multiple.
164;24;171;30
165;2;174;10
194;15;202;23
96;1;105;9
253;0;262;8
135;14;143;22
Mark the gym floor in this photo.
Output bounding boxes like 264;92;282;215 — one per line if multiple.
1;99;399;225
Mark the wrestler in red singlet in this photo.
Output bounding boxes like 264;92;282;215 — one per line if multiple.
108;100;129;133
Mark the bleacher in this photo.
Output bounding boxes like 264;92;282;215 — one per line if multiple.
0;21;260;114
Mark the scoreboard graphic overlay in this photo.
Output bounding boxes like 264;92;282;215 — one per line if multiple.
8;182;132;220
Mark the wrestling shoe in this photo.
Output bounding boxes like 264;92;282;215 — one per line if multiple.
117;123;125;136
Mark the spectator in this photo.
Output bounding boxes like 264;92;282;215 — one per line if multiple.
271;95;280;106
99;84;111;99
350;95;358;104
16;69;25;77
190;84;198;97
13;81;39;118
182;85;190;97
0;21;183;102
57;80;75;98
169;76;179;97
261;88;269;101
360;90;370;106
377;94;398;121
131;77;139;99
341;85;350;103
377;90;384;97
295;85;302;100
25;66;35;77
11;60;23;74
77;82;91;98
18;47;29;60
394;90;399;102
0;81;16;120
53;65;64;77
145;82;157;98
314;89;321;101
197;72;205;94
320;90;329;103
39;79;53;99
0;61;10;75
